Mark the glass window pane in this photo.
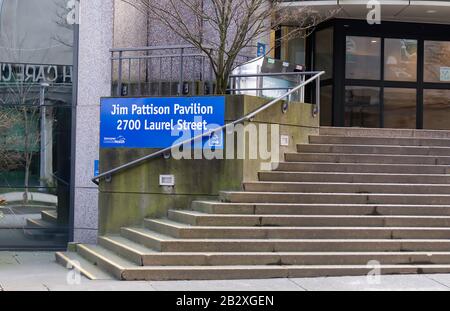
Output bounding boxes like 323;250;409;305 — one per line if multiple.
424;41;450;83
424;89;450;130
315;28;333;80
0;103;71;248
280;27;305;66
0;0;74;249
344;86;380;127
346;36;381;80
384;88;416;129
384;39;417;82
287;36;305;65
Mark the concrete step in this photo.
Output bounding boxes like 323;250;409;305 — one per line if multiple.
144;218;450;240
286;153;450;165
169;210;450;228
309;135;450;147
98;236;158;266
258;172;450;184
192;201;450;216
55;251;114;280
98;264;450;280
275;162;450;174
83;237;450;266
75;244;139;280
120;227;450;252
243;182;450;195
297;144;450;156
220;191;450;205
319;127;450;139
41;210;57;224
69;244;438;280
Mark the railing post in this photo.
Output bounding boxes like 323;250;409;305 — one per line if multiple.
117;51;123;96
256;65;263;97
315;75;321;117
179;48;184;95
237;76;241;95
300;75;306;103
110;51;114;95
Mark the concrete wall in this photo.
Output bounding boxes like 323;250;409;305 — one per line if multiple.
112;0;148;48
113;0;266;51
98;95;319;234
73;0;114;243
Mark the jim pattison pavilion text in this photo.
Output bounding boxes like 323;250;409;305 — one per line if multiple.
111;102;215;116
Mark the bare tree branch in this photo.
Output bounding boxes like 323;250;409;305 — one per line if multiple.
120;0;338;93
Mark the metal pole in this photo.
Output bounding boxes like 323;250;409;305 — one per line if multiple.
315;76;321;117
69;22;80;242
257;65;262;97
179;48;184;95
39;83;50;190
117;51;123;96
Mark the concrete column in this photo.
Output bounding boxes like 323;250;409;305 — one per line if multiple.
73;0;114;243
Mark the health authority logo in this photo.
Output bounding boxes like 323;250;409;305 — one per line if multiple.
104;136;126;145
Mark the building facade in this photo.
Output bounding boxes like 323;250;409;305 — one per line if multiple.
277;1;450;130
1;0;450;250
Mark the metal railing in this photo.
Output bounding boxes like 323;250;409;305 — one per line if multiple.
228;71;322;103
92;70;324;185
111;45;252;97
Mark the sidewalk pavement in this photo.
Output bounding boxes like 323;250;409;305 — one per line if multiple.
2;252;450;291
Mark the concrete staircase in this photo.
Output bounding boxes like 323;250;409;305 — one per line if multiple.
25;210;67;242
57;127;450;280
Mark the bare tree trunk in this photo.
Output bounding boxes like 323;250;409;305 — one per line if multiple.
215;73;229;95
23;160;30;204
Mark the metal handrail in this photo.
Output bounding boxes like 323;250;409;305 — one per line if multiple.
110;45;198;52
92;71;325;185
111;45;254;60
229;72;317;78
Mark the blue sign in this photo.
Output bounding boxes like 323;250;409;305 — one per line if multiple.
257;43;266;57
100;96;225;149
94;160;99;176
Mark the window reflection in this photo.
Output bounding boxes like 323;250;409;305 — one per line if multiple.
346;36;381;80
385;39;417;82
424;41;450;83
320;85;333;126
345;86;380;128
384;88;416;129
0;0;73;249
0;82;72;248
424;89;450;130
315;28;333;80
